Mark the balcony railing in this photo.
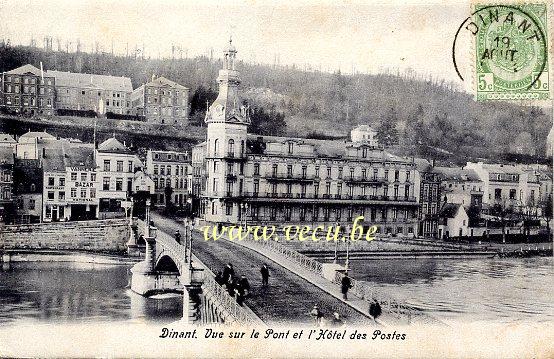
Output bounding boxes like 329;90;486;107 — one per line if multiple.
344;176;387;184
265;172;315;182
240;192;417;202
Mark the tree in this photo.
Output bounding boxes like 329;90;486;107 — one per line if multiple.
189;85;218;126
376;107;399;147
490;199;515;244
249;106;286;136
542;195;553;239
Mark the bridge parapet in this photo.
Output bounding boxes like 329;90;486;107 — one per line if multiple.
332;271;442;325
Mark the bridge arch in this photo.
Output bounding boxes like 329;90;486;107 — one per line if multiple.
155;254;180;274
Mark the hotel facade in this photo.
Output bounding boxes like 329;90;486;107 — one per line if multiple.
195;42;420;236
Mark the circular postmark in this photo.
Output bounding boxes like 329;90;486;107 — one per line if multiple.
452;4;549;101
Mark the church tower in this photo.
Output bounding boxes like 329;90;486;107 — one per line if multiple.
204;39;250;224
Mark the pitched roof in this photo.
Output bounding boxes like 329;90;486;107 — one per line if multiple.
6;64;43;76
246;134;405;162
0;133;16;143
42;142;94;172
439;203;462;219
19;131;56;142
97;137;131;153
47;70;132;92
147;76;189;90
434;167;481;182
413;158;432;172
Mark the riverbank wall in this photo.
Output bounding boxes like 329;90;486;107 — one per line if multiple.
0;219;130;253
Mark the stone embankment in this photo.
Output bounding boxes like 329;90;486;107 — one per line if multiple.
0;219;130;253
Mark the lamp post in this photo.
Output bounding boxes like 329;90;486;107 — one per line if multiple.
145;198;151;238
244;202;249;229
345;226;351;272
333;222;339;264
188;219;194;270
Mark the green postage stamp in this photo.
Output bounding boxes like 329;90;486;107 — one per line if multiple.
473;3;549;101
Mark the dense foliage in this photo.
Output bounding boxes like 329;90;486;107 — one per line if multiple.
0;43;551;160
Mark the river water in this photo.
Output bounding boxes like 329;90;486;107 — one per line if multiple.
347;256;554;324
0;261;183;325
0;257;552;325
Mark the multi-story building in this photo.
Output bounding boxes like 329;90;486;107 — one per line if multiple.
0;146;14;223
13;159;43;223
145;150;191;207
434;166;484;209
130;76;189;124
414;159;442;239
48;70;132;115
96;137;143;217
42;143;98;221
15;130;57;160
0;64;55;115
465;162;541;210
196;42;419;236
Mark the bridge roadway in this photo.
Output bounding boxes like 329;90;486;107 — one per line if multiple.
151;213;373;326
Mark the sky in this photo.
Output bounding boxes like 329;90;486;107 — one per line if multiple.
0;0;478;87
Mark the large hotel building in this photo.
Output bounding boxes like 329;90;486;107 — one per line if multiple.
195;41;419;235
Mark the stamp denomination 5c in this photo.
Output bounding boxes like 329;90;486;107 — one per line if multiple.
471;3;549;101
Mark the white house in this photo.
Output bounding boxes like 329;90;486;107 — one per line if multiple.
438;203;469;239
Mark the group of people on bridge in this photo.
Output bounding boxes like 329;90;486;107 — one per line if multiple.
215;263;250;306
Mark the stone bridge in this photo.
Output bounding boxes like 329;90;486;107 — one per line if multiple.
130;220;262;326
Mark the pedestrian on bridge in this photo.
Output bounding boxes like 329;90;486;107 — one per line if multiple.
223;263;235;283
310;305;324;326
260;264;270;286
235;275;251;306
341;275;353;300
174;230;181;244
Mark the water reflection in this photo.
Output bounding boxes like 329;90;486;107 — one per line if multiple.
0;262;182;325
346;257;554;323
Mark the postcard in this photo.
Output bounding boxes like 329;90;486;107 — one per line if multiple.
0;0;552;357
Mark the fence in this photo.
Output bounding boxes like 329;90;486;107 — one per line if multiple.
248;233;441;324
254;238;323;275
201;275;260;325
333;271;442;325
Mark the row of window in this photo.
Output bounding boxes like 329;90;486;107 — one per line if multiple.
214;201;416;222
153;177;188;190
103;160;134;173
213;179;411;198
47;188;96;200
4;96;53;107
145;106;188;116
152;152;188;161
152;164;189;175
48;173;97;186
248;162;411;182
492;188;536;202
146;88;187;97
3;76;53;85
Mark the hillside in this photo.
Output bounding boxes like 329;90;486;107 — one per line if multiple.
0;43;551;161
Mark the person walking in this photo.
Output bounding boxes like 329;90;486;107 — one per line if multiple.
215;271;225;286
234;275;251;306
369;299;382;322
174;230;181;244
260;264;270;287
222;263;235;283
341;274;353;300
310;305;324;326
